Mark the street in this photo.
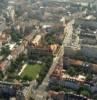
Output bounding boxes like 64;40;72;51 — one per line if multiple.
34;30;72;100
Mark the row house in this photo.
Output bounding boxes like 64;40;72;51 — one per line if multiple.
49;67;86;90
84;82;97;94
0;59;11;74
49;66;97;95
47;91;88;100
63;57;97;73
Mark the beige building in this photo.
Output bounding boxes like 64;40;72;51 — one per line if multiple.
32;35;42;46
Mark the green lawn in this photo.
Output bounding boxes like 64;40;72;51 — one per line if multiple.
21;63;44;80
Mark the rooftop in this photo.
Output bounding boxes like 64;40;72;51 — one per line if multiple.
48;91;88;100
50;66;86;83
32;35;41;44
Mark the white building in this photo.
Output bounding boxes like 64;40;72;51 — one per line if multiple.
7;5;16;22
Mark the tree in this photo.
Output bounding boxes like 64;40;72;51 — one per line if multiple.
10;32;21;42
77;85;91;96
45;34;56;45
80;90;90;97
29;97;34;100
0;45;10;57
11;60;19;69
67;66;76;76
10;53;26;71
22;75;32;81
86;74;93;81
15;76;21;80
36;76;42;85
93;94;97;100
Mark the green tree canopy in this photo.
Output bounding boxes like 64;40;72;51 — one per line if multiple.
0;45;10;57
80;90;90;97
22;75;32;81
10;32;21;42
67;66;76;76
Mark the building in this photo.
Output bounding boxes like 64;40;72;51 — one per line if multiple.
0;32;11;48
47;91;88;100
49;67;86;90
7;2;16;22
9;97;16;100
63;57;97;73
0;59;11;73
64;18;97;58
0;21;9;48
0;86;16;99
32;35;42;46
49;44;59;54
0;33;35;73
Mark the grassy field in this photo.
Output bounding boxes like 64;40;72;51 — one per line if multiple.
21;63;44;80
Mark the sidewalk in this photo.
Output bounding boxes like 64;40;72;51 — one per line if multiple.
18;64;27;76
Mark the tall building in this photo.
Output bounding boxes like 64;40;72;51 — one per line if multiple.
7;5;16;22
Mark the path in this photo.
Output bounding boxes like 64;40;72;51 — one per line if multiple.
18;64;27;76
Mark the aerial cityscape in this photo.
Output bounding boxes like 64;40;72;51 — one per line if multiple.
0;0;97;100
